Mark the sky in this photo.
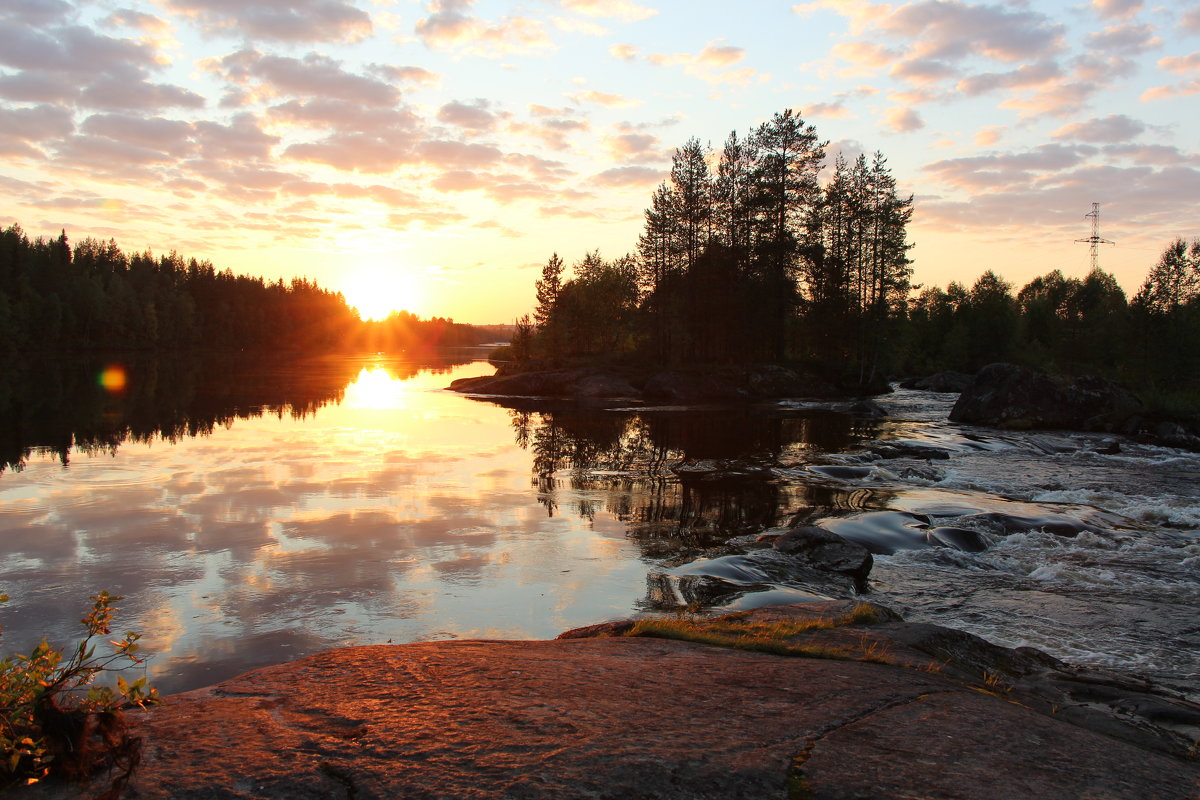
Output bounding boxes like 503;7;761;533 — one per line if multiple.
1;0;1199;323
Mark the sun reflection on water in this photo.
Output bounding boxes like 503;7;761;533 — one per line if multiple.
343;366;411;410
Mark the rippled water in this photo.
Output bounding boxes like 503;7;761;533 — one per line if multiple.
1;355;1197;697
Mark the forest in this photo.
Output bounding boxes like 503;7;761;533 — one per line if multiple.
0;224;497;354
511;110;1200;406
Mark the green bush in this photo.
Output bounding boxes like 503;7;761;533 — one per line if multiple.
1;591;159;796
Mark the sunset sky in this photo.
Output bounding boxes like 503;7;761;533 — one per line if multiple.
2;0;1198;323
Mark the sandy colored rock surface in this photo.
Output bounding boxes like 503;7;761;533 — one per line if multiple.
19;603;1200;799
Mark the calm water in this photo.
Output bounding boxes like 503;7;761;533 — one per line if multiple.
1;354;1197;697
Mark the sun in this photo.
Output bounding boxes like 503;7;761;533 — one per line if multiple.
341;267;422;321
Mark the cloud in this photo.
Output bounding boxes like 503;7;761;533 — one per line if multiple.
829;41;898;75
417;140;504;168
0;0;72;25
1091;0;1143;20
648;38;759;86
0;104;74;158
80;78;205;111
956;61;1062;96
881;1;1066;64
0;23;204;112
559;0;656;22
974;125;1004;147
368;64;441;87
414;0;554;57
1184;7;1200;33
569;89;639;108
437;99;498;132
511;108;591;150
883;106;924;133
211;49;399;107
1086;23;1160;55
162;0;372;43
105;9;173;35
609;43;638;61
1158;52;1200;75
193;113;280;160
804;99;854;119
1052;114;1146;143
592;165;663;187
80;114;195;154
285;131;421;172
432;170;484;191
923;144;1091;192
388;209;468;230
604;131;661;163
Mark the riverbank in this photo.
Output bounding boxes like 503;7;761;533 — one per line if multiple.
449;362;897;405
22;601;1200;799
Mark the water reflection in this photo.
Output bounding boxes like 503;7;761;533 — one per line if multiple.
0;352;480;472
500;404;886;553
1;357;891;695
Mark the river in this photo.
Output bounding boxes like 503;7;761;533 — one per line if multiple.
1;354;1196;698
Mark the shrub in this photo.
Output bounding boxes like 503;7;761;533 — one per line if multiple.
1;591;159;797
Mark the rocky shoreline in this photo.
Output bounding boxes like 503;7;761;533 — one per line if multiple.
20;600;1200;800
449;364;870;404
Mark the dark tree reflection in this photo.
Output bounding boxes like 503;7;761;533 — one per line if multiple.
0;352;476;472
505;403;884;549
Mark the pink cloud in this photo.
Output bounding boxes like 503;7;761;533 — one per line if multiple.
1052;114;1145;144
213;50;399;106
592;165;663;187
883;106;924;133
414;0;554;57
163;0;372;43
559;0;656;22
1091;0;1143;20
1086;23;1160;55
437;99;498;132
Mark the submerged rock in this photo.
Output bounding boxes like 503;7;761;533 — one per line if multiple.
950;363;1143;432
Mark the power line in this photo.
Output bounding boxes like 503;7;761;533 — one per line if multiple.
1074;202;1115;272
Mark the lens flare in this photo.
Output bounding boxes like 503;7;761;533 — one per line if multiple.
98;365;128;393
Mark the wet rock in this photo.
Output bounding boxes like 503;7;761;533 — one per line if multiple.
899;370;974;393
950;363;1143;432
808;465;875;481
1094;439;1122;455
868;441;952;460
955;511;1100;538
644;573;758;609
773;526;874;592
849;399;887;417
925;526;990;552
817;510;935;555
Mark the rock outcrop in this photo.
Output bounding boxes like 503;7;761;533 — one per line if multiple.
950;362;1143;431
21;602;1200;800
450;364;848;404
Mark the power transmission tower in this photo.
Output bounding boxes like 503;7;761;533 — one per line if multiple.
1074;202;1114;272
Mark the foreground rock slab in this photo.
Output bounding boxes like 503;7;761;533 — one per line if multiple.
23;603;1200;800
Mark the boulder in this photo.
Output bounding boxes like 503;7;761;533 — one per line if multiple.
900;370;974;393
773;526;874;593
949;363;1143;432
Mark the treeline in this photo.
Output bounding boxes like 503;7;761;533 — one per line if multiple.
514;109;1199;400
903;239;1200;397
0;224;491;353
519;109;914;387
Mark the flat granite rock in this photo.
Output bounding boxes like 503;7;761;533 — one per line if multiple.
19;604;1200;800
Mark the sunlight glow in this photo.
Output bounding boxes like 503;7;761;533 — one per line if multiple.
342;267;421;321
344;367;411;410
